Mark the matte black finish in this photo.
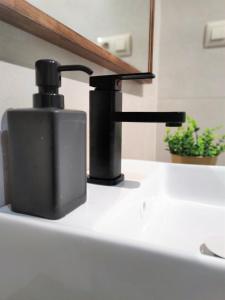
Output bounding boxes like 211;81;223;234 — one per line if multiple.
7;59;92;219
7;109;86;219
33;59;93;109
90;72;155;91
113;112;185;124
89;90;123;183
35;60;93;88
88;73;186;186
87;174;124;186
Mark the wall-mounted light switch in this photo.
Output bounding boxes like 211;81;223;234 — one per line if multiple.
115;37;127;52
211;25;225;41
204;20;225;48
97;33;132;57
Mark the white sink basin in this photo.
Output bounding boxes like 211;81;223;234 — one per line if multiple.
95;161;225;256
0;160;224;300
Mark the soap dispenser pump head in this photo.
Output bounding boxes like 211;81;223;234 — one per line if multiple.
33;59;93;109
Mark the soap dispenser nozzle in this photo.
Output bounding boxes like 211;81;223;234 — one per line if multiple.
33;59;93;109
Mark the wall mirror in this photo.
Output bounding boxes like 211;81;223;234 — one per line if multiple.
0;0;154;75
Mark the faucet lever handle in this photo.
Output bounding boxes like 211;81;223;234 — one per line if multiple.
117;72;155;80
90;72;155;90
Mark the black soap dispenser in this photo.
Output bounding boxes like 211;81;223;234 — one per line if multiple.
7;59;93;219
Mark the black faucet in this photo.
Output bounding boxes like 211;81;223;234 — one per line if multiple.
87;73;186;185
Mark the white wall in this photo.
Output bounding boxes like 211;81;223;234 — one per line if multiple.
156;0;225;165
28;0;150;71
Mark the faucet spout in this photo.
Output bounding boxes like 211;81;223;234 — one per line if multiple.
113;112;185;126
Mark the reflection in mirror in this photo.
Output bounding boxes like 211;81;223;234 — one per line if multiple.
28;0;151;71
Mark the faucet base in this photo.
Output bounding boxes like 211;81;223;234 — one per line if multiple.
87;174;124;186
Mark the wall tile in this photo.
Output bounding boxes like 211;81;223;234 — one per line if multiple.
158;0;225;99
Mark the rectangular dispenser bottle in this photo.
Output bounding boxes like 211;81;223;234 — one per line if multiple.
7;59;93;219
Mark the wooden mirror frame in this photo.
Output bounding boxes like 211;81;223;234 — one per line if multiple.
0;0;154;75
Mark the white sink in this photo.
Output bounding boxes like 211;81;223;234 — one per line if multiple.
0;160;224;300
95;162;225;256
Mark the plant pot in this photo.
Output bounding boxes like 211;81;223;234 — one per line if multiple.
171;154;218;165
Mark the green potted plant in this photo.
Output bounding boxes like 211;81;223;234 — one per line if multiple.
164;116;225;165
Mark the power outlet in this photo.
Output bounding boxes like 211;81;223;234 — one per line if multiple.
204;20;225;48
97;33;132;57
